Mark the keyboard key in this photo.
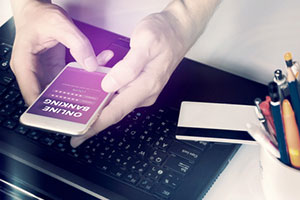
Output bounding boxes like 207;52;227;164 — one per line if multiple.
109;152;126;166
10;81;20;90
0;45;10;57
124;172;139;185
3;89;20;102
161;172;182;189
0;72;14;86
183;140;209;151
133;144;149;159
123;110;143;123
138;178;154;191
12;108;26;121
0;60;9;70
165;156;192;175
40;136;55;146
127;158;148;174
135;161;149;174
68;148;81;158
0;85;6;95
153;184;174;199
96;162;110;172
27;130;41;140
149;150;168;166
110;166;125;178
15;98;26;107
154;136;173;150
141;135;156;146
2;119;17;129
54;142;67;152
145;165;164;180
98;146;113;160
54;134;68;142
82;154;93;164
169;142;200;163
0;103;16;116
14;125;29;135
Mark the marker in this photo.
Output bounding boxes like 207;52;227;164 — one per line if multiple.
284;52;300;131
246;123;280;158
268;82;290;164
282;99;300;168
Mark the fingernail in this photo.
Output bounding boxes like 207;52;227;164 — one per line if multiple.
97;50;114;65
102;74;119;92
84;56;98;71
104;51;114;62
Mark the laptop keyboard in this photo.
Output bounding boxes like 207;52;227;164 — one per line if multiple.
0;43;213;199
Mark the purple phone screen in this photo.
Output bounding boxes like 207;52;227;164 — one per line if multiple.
28;67;108;124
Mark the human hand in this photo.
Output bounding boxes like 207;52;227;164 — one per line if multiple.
10;0;98;105
71;13;188;147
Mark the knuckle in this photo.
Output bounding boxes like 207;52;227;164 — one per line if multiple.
111;112;124;125
70;37;91;54
131;27;161;51
144;96;157;107
9;59;16;74
45;7;68;26
106;102;128;125
9;53;19;75
143;75;163;96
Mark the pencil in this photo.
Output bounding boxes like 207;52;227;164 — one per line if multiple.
282;99;300;168
284;52;300;132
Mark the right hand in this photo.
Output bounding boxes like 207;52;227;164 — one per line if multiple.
70;12;188;147
10;0;101;105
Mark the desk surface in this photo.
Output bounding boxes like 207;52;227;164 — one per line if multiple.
0;1;266;199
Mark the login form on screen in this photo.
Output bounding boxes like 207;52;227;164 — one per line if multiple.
28;67;108;124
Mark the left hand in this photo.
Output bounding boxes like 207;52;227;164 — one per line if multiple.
70;13;187;147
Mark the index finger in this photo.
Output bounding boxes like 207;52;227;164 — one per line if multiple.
46;15;98;71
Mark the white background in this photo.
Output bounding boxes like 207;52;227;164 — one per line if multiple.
2;0;300;199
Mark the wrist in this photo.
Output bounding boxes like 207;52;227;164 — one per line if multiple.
11;0;51;26
162;0;222;50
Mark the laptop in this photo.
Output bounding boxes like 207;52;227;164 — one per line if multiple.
0;18;267;200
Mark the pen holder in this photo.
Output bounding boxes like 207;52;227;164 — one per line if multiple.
260;148;300;200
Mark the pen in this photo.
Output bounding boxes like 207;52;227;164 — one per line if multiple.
246;123;280;158
254;98;269;131
268;82;290;164
282;99;300;168
254;97;278;146
259;96;276;137
273;69;289;100
284;52;300;131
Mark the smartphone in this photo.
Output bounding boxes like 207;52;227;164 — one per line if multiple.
20;62;113;136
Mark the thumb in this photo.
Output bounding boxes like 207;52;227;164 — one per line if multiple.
101;48;149;92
